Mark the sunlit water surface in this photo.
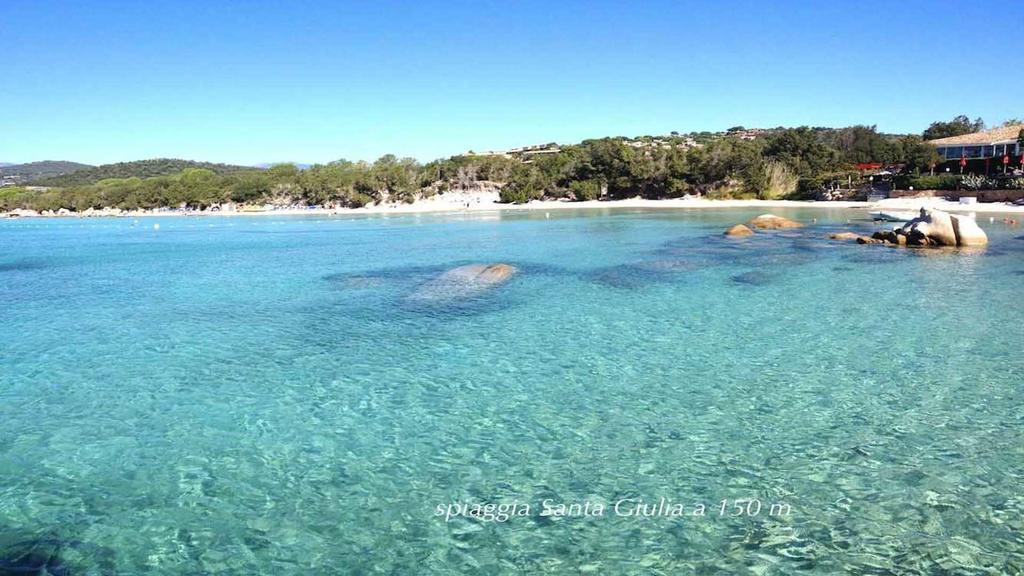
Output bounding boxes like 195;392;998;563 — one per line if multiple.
1;208;1023;574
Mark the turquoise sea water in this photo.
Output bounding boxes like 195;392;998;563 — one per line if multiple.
1;208;1023;575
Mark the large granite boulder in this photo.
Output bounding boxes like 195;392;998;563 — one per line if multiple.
406;263;517;305
746;214;803;230
724;224;754;237
902;208;957;246
949;213;989;246
900;208;988;247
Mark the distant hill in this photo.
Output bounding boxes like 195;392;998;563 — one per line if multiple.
1;160;93;183
253;162;312;170
32;158;256;186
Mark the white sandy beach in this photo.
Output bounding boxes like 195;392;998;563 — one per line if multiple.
4;190;1024;219
261;190;1024;217
363;192;1024;215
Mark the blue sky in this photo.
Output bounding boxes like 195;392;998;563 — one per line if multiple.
2;0;1021;165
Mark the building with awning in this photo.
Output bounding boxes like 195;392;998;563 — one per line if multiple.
928;124;1023;161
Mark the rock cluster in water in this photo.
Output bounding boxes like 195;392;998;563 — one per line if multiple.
830;208;988;248
723;214;803;236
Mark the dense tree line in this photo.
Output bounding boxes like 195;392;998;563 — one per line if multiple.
4;117;1014;212
921;115;986;141
0;157;425;212
496;126;944;203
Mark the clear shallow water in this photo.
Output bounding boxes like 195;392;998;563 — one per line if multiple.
1;208;1023;575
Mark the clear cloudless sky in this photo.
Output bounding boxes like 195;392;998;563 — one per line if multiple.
2;0;1022;165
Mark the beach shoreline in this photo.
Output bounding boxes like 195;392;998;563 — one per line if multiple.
4;191;1024;219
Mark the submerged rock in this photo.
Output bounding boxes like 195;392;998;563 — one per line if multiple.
636;259;701;272
843;249;907;265
406;263;517;305
587;259;697;289
828;231;866;242
0;259;50;272
587;264;661;289
746;214;803;230
0;541;70;576
0;536;116;575
731;270;773;286
338;275;386;289
724;224;755;237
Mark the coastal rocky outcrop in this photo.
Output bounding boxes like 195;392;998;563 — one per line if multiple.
406;263;517;305
861;208;988;248
4;209;40;218
724;224;754;237
828;209;989;248
745;214;803;230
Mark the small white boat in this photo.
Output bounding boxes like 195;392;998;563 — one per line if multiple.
869;210;918;222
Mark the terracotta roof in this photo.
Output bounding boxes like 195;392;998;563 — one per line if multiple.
928;124;1024;145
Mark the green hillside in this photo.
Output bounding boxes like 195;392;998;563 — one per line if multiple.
1;160;93;182
33;158;256;186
